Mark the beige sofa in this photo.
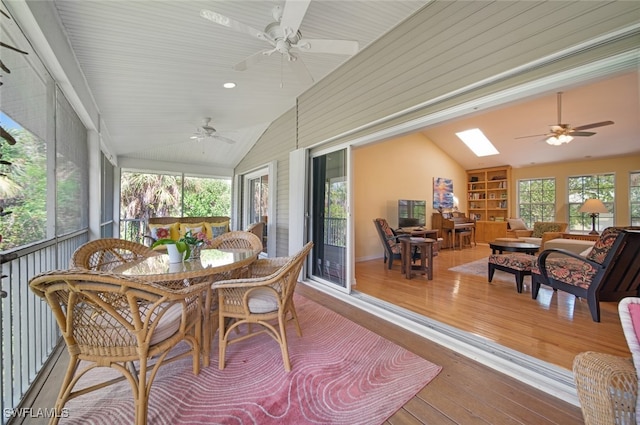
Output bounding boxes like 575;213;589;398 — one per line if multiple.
542;233;597;255
501;219;568;251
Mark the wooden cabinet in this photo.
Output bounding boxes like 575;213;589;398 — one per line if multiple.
467;166;511;222
475;221;508;243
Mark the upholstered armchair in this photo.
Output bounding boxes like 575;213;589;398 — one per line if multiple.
532;227;640;322
373;218;407;269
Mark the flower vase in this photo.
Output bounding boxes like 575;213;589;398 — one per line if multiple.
189;244;202;260
167;244;185;263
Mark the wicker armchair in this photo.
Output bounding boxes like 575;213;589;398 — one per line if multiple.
573;297;640;424
203;230;264;363
29;269;203;425
71;238;159;271
245;221;265;250
214;242;313;371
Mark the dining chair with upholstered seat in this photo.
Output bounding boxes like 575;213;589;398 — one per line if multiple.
214;241;313;372
203;230;264;363
71;238;159;271
29;269;203;425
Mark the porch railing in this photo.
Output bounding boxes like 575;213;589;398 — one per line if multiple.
0;231;88;425
324;217;346;247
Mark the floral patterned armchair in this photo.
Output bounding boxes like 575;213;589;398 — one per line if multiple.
532;227;640;321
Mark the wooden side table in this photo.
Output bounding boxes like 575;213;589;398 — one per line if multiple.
400;237;435;280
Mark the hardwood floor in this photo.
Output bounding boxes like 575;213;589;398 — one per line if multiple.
352;243;629;371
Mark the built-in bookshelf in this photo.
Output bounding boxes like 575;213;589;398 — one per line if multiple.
466;165;511;222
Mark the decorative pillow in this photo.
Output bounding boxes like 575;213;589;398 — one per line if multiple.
531;222;561;238
618;298;640;417
507;218;528;231
149;222;179;241
179;223;205;238
209;220;230;238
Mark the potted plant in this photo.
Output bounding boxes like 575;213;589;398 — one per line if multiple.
151;230;208;262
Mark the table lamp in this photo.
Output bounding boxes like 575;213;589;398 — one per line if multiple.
579;198;608;235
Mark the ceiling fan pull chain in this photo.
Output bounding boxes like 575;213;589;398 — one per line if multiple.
280;54;284;89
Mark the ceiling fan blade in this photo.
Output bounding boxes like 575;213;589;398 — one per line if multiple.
573;120;614;131
288;54;314;85
280;0;311;35
214;135;236;145
515;133;548;140
570;131;596;137
233;50;271;71
294;39;359;55
200;9;274;44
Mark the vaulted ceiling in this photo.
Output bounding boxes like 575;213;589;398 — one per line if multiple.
17;1;640;173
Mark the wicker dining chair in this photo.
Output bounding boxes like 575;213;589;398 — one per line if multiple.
29;269;203;425
71;238;159;271
214;241;313;372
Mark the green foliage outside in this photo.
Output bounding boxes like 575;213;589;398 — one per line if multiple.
0;128;48;251
120;172;231;240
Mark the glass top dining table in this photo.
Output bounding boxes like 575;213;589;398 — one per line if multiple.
114;247;261;368
115;248;260;280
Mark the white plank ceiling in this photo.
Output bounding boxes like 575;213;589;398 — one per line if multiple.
48;1;640;171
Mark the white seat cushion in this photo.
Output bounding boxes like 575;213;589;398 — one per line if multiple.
247;287;279;314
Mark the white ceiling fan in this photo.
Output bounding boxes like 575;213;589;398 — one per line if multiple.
190;118;236;144
200;0;359;84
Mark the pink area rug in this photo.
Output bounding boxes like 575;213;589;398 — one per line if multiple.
61;294;441;424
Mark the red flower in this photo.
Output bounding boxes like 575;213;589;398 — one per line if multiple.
156;227;170;239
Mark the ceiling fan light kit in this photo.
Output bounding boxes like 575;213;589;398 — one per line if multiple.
546;134;573;146
190;118;236;144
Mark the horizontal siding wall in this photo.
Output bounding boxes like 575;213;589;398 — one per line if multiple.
297;0;640;149
237;0;640;254
235;107;297;257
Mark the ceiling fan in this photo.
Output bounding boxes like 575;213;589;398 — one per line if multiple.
516;92;614;145
200;0;359;84
190;118;236;144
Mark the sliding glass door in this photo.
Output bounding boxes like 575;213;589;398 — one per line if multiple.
310;148;351;292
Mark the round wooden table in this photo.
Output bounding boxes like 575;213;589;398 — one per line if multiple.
489;240;540;255
400;237;436;280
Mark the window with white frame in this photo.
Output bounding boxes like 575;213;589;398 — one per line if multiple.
631;171;640;226
517;178;556;228
568;174;615;232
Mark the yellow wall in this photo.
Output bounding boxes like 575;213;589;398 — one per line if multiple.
511;155;640;225
353;133;467;261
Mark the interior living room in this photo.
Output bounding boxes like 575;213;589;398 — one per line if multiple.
2;1;640;423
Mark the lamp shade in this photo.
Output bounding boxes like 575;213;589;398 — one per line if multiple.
579;198;608;214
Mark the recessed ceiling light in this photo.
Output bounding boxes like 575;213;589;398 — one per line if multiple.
223;82;236;89
455;128;499;157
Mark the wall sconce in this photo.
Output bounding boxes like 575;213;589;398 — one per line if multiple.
579;198;608;235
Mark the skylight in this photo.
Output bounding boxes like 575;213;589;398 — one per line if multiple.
455;128;499;157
